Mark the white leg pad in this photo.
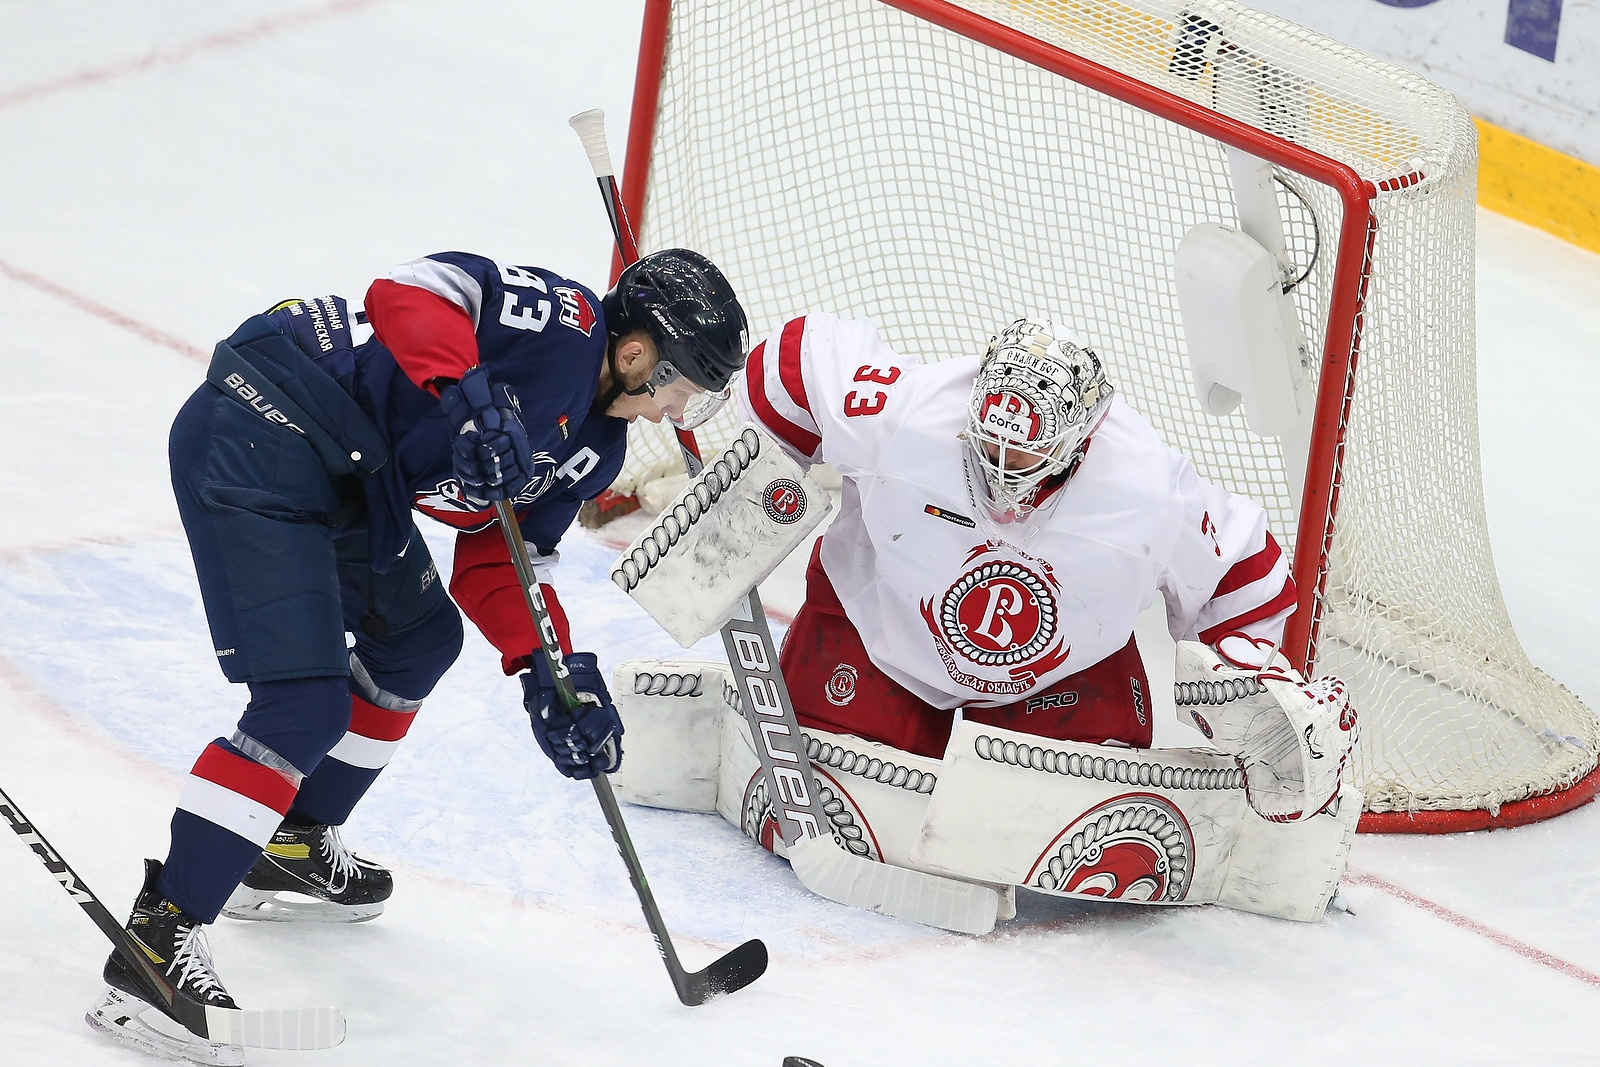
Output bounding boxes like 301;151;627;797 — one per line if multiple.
716;708;940;870
1216;786;1363;921
911;719;1355;921
913;719;1246;906
714;704;1015;921
612;664;1350;921
609;659;736;813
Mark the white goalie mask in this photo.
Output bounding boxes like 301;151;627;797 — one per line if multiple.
963;318;1113;526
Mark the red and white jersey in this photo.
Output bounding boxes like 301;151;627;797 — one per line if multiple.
739;314;1296;710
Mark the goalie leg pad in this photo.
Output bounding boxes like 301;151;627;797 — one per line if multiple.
613;665;1348;922
715;707;1018;920
610;659;736;812
716;706;938;870
612;655;966;881
911;719;1356;920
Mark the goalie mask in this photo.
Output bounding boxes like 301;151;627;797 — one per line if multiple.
964;318;1113;526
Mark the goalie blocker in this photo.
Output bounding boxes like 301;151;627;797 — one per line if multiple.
611;653;1360;923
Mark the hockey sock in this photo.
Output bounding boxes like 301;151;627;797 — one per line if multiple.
287;696;409;826
161;677;351;920
289;604;462;825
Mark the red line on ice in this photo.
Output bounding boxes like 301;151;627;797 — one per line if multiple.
1346;869;1600;989
0;0;381;110
0;257;207;362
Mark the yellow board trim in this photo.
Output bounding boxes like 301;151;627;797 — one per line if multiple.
1475;116;1600;255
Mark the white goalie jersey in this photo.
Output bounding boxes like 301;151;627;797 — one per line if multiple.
738;313;1297;710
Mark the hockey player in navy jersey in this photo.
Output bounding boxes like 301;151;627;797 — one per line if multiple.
87;249;748;1063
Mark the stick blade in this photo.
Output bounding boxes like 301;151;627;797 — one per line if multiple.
677;937;768;1006
204;1005;346;1050
783;1059;827;1067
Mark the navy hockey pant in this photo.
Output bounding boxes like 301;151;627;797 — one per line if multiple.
161;385;463;921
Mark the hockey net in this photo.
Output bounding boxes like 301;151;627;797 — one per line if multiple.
612;0;1599;831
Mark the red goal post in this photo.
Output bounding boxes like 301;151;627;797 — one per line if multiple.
609;0;1600;832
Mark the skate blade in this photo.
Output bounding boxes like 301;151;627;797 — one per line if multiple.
221;886;384;924
86;986;244;1066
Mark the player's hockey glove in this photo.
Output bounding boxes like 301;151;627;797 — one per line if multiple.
438;366;534;505
521;651;625;780
1174;632;1358;823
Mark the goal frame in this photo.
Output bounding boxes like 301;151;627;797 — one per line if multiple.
614;0;1600;833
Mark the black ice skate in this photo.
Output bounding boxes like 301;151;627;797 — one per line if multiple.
221;820;393;923
86;859;244;1066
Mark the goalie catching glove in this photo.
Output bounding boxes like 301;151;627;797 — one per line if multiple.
522;652;624;779
1175;632;1357;823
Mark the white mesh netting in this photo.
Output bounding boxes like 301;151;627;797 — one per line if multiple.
617;0;1597;820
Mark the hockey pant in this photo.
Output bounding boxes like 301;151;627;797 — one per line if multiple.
780;541;1154;758
161;384;463;921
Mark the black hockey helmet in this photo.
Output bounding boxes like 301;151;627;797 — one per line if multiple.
601;248;749;392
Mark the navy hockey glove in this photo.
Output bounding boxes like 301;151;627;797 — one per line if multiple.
438;366;534;504
521;652;624;780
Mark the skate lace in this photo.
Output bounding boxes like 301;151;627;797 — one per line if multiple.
319;825;361;893
168;921;227;1001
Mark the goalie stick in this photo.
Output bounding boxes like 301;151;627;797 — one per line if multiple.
0;783;345;1050
568;108;1000;935
492;500;768;1005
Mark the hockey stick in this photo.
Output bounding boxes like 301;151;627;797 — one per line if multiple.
568;109;1000;935
491;499;767;1005
0;783;344;1049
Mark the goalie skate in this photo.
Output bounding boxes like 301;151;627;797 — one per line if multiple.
222;822;391;923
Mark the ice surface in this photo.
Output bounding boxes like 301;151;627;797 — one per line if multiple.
1;3;1598;1064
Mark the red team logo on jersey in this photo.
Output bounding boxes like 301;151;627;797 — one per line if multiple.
552;286;596;336
919;544;1071;695
762;478;807;525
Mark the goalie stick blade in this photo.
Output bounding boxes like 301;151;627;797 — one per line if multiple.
674;937;768;1006
787;835;1000;935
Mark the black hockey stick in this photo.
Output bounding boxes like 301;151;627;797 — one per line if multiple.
0;783;344;1048
491;499;767;1005
567;109;1000;934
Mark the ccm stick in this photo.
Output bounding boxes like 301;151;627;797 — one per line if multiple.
492;499;768;1005
568;109;1000;935
0;783;344;1050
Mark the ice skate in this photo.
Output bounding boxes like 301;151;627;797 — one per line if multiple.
85;859;243;1066
222;821;392;923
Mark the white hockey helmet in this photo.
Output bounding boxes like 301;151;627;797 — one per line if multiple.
964;318;1113;523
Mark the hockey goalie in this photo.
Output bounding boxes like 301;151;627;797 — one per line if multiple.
615;314;1361;924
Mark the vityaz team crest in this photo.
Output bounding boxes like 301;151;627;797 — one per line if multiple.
920;543;1071;696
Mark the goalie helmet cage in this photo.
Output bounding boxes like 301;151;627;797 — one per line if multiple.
610;0;1600;832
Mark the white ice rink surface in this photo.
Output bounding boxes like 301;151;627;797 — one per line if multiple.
2;3;1599;1064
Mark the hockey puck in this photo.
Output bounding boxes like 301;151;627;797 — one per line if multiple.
782;1059;825;1067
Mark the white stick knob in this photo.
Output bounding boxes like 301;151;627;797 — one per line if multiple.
568;109;614;178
